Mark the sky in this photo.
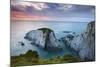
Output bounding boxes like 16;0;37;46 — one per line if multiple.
11;0;95;22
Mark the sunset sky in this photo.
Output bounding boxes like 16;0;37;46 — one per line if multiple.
11;1;95;22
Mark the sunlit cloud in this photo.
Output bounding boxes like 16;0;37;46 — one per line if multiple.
11;11;50;21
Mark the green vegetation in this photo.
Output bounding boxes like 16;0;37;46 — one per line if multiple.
38;28;53;34
11;50;39;67
11;50;81;67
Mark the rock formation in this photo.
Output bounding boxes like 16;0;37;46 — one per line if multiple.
24;28;62;51
60;21;95;61
24;21;95;61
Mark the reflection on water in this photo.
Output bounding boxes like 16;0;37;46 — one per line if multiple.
11;21;88;58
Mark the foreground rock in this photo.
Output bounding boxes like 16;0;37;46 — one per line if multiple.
24;28;62;51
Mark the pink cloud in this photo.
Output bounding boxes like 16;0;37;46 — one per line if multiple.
11;11;50;21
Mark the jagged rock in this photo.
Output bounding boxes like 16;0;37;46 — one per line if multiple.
24;30;45;48
24;28;62;51
60;21;95;61
82;21;95;61
59;32;75;47
72;21;95;61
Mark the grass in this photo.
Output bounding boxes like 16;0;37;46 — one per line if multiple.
38;28;53;34
11;50;81;67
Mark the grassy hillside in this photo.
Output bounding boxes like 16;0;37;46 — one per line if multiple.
11;50;81;67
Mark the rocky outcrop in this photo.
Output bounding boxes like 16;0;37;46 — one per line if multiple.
24;28;62;51
59;31;76;47
82;21;95;61
24;30;45;48
60;21;95;61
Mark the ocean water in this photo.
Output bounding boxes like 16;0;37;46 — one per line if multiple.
10;21;88;58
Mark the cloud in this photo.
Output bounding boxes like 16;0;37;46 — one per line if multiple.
11;1;95;21
31;3;49;10
58;4;74;11
11;11;51;21
11;1;49;11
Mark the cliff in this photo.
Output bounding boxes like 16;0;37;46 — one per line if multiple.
60;21;95;61
24;28;62;51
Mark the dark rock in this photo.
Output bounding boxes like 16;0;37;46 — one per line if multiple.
18;42;25;46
